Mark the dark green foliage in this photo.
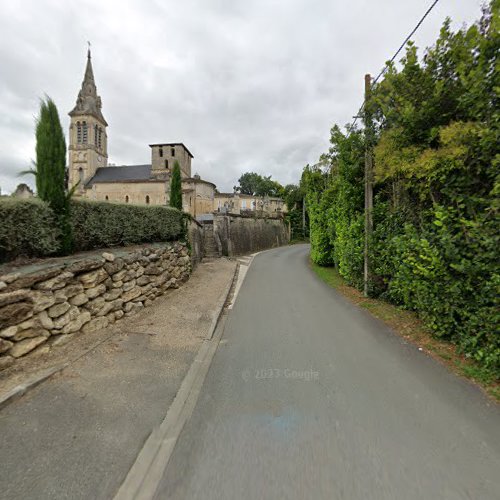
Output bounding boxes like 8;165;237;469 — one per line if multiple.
307;183;335;265
283;184;308;240
71;200;183;250
0;199;60;262
303;129;366;275
234;172;283;196
301;164;331;263
170;161;183;211
34;97;72;253
285;209;308;241
303;2;500;376
234;172;261;195
283;184;303;210
0;199;184;262
35;98;66;206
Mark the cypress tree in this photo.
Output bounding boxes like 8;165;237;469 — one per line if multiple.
35;97;72;253
170;160;183;211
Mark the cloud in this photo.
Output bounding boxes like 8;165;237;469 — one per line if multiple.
0;0;484;193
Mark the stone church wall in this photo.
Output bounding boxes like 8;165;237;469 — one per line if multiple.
89;181;168;205
0;242;191;371
213;214;289;257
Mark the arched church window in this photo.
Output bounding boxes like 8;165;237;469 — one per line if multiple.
171;147;175;157
105;195;109;201
146;195;150;205
94;125;98;146
125;195;129;203
77;122;82;143
82;121;88;144
78;167;84;184
165;159;169;169
98;128;102;149
159;147;163;157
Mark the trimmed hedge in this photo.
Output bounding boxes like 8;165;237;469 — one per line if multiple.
0;198;60;262
303;4;500;376
71;200;184;251
0;198;184;263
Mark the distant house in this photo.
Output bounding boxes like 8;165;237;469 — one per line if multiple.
12;183;34;199
214;192;286;215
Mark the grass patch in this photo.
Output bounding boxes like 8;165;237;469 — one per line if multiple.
312;263;343;288
311;260;500;403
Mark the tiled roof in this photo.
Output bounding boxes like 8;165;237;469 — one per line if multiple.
86;165;153;186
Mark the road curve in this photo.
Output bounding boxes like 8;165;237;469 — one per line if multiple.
154;244;500;500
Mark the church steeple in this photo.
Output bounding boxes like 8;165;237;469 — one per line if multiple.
84;48;95;83
69;48;107;125
68;47;108;193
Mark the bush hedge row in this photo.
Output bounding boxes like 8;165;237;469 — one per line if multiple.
0;198;60;262
0;198;184;263
71;200;183;251
302;5;500;377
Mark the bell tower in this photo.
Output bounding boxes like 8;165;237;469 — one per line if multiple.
68;48;108;192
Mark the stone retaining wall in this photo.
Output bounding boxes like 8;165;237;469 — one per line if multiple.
0;242;191;371
213;214;289;256
187;218;204;266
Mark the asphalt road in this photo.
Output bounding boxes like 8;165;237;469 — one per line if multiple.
154;244;500;500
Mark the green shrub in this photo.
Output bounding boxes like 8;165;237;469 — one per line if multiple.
70;199;184;250
0;198;60;262
301;3;500;376
285;208;308;241
386;208;500;373
308;195;335;265
0;198;184;263
170;161;183;210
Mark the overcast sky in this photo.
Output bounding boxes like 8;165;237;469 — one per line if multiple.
0;0;483;194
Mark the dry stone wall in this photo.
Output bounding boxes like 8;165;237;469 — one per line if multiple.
0;242;191;371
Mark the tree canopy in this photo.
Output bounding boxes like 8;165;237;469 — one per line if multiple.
234;172;284;197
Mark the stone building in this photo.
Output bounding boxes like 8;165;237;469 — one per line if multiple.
183;175;217;218
67;50;215;217
214;192;286;215
12;183;34;199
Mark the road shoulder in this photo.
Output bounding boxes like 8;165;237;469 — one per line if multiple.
310;259;499;403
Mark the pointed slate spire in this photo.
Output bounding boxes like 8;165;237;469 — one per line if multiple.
83;48;95;86
69;47;107;125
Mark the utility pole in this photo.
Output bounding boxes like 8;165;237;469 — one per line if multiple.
363;74;373;298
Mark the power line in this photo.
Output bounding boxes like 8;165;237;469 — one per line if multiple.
347;0;441;134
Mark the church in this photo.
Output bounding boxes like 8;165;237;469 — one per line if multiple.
67;49;216;217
